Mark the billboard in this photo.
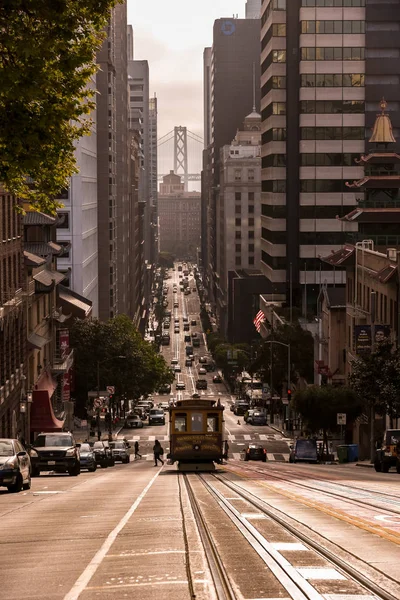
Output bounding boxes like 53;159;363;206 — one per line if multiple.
354;325;390;354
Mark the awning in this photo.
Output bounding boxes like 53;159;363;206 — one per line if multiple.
24;250;46;267
28;332;51;350
34;269;65;287
57;285;92;319
30;371;64;432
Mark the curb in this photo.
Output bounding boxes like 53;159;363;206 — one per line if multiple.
355;462;374;468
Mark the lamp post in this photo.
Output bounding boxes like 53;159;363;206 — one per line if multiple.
95;355;126;441
263;340;291;426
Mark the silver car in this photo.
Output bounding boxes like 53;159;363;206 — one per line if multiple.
109;441;130;464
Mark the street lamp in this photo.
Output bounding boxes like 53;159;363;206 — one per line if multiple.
263;341;291;426
95;355;126;440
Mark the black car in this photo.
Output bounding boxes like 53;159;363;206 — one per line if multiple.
234;402;250;416
79;443;97;472
30;432;80;477
241;444;267;462
196;379;207;390
213;375;222;384
0;438;31;492
92;441;114;468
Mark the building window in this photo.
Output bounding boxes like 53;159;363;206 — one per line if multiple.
57;212;70;229
235;218;241;226
249;256;255;265
236;244;241;252
248;169;255;181
249;244;255;253
249;204;254;214
302;20;365;34
235;231;241;239
272;128;286;141
249;218;254;227
300;100;364;114
234;169;242;181
235;205;241;214
272;50;286;63
249;231;254;239
272;76;286;89
301;47;365;61
235;192;241;201
301;0;365;5
272;102;286;115
235;256;241;266
272;23;286;36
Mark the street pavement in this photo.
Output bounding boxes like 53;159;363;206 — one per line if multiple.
2;266;400;600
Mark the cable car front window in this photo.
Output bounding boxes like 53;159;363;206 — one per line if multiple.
191;412;203;432
174;414;187;432
207;415;218;432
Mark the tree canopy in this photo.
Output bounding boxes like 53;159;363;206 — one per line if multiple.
250;323;314;394
0;0;119;214
349;342;400;421
70;315;173;413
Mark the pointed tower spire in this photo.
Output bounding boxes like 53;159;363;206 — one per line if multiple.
369;98;396;144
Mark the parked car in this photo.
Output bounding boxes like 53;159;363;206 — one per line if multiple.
30;432;80;477
92;441;112;468
125;415;144;428
213;374;222;384
184;335;191;343
176;381;186;390
109;441;130;463
241;444;267;462
191;320;197;326
158;402;170;411
183;323;190;331
374;429;400;472
149;408;166;426
0;438;31;492
78;443;97;472
289;439;318;464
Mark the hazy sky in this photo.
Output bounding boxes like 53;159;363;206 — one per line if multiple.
128;0;246;140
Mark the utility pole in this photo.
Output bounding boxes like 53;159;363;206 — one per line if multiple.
370;291;376;463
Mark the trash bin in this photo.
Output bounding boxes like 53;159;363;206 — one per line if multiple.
347;444;359;462
337;445;348;464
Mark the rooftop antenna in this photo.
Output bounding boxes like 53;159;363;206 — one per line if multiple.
252;62;256;112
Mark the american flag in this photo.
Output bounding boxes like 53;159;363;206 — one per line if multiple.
253;310;265;332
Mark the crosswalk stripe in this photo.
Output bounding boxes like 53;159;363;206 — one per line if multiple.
244;434;251;440
267;453;275;461
233;453;241;460
259;434;267;440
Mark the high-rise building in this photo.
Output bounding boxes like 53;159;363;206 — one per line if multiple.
246;0;261;18
127;60;151;262
96;8;118;320
215;111;262;335
203;17;261;306
149;95;159;263
260;0;366;310
203;48;212;149
56;86;99;317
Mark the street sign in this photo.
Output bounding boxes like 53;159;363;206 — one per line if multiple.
337;413;346;425
106;386;115;395
93;398;103;409
272;395;280;401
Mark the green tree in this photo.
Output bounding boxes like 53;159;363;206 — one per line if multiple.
0;0;119;214
250;323;314;395
349;342;400;423
213;343;250;381
293;385;363;455
70;315;173;414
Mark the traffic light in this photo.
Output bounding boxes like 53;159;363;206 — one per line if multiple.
287;389;292;401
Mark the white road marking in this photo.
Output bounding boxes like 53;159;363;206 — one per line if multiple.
63;468;162;600
297;568;346;581
244;434;251;440
267;453;276;461
259;434;267;440
272;543;308;551
233;453;241;460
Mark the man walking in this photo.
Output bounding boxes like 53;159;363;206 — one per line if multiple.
134;441;141;460
153;439;164;466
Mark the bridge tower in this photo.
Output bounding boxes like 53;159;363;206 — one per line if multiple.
174;126;188;192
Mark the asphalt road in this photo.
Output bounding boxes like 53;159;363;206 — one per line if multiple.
2;266;400;599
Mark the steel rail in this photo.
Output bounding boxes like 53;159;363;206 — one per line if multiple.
213;473;399;600
183;474;238;600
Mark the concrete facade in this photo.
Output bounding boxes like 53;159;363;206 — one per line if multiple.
158;173;201;260
246;0;262;18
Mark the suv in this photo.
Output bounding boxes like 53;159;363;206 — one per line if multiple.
196;379;208;390
374;429;400;473
149;408;166;426
30;432;81;477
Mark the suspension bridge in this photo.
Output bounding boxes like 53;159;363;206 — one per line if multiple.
157;126;204;192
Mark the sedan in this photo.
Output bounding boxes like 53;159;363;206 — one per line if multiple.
171;358;178;365
213;375;222;384
199;356;207;364
176;382;186;390
174;302;179;308
241;444;267;462
199;367;207;375
79;443;97;472
125;415;144;428
174;328;180;334
174;365;182;373
0;438;31;493
191;320;197;326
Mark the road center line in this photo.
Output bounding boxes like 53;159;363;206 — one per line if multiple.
63;468;162;600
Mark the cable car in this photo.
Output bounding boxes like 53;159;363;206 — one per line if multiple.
168;398;225;471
